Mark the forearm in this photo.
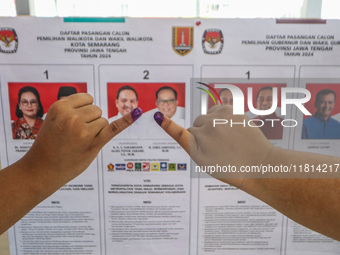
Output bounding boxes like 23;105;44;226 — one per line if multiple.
237;147;340;241
153;107;340;240
0;157;62;234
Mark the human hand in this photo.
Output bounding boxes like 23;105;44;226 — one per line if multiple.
154;106;274;186
154;105;340;242
0;93;142;233
22;93;142;191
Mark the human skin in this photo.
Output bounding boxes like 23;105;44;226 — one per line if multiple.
315;93;335;120
0;93;142;234
156;89;178;118
116;89;138;116
155;105;340;241
19;92;39;127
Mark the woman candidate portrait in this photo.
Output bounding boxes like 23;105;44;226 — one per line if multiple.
12;86;44;139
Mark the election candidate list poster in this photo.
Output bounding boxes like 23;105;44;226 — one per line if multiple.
0;17;340;255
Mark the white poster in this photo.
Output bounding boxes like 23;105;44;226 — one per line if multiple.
0;17;340;255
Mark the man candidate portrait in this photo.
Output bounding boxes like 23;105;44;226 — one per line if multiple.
155;86;184;127
253;86;283;140
302;88;340;139
109;85;138;122
219;88;233;106
139;85;185;138
108;85;140;139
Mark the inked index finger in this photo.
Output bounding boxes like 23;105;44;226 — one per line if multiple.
154;112;193;155
96;108;143;147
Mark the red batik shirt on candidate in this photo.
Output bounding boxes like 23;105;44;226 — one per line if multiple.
12;117;43;139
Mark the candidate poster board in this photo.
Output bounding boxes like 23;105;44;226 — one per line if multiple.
0;17;340;255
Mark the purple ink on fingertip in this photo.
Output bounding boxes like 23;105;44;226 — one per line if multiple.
154;111;164;126
131;108;143;122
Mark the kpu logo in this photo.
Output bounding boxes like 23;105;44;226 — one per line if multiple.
0;28;18;53
202;29;224;54
197;82;312;128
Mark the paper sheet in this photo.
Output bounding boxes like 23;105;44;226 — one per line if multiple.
0;17;339;255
